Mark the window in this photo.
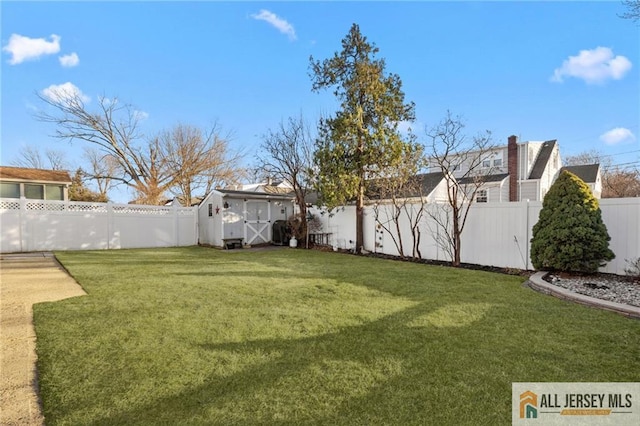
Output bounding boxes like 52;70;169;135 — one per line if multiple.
0;182;20;198
476;190;487;203
452;164;460;171
24;184;44;199
482;159;491;168
493;158;502;167
45;185;64;200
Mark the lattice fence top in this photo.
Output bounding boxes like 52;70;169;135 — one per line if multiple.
67;203;108;213
0;200;20;210
0;198;197;215
112;205;172;215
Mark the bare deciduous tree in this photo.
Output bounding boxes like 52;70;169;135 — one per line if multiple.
370;142;426;259
36;90;244;205
82;147;120;200
161;123;245;206
36;91;173;204
620;0;640;22
257;114;314;243
425;111;496;267
12;145;69;170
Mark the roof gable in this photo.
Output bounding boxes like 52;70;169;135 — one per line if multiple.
560;164;600;183
0;166;72;184
528;140;557;179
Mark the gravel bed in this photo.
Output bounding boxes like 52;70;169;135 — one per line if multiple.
545;273;640;308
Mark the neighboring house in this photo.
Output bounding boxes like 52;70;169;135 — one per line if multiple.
560;164;602;199
197;188;296;248
0;166;72;201
231;177;294;195
366;172;449;204
428;135;600;203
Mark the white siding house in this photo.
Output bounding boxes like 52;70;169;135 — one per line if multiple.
0;166;72;201
427;136;600;203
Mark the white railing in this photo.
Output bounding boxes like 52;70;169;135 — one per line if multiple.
0;198;198;252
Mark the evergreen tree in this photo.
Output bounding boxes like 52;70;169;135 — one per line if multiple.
309;23;415;253
69;169;108;202
531;170;614;273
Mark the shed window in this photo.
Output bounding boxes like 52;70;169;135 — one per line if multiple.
0;182;20;198
476;190;488;203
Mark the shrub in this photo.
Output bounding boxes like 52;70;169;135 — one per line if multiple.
530;170;614;273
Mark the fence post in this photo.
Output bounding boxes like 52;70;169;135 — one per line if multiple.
173;201;179;247
107;202;113;250
19;197;26;252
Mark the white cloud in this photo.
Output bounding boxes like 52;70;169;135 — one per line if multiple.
599;128;636;145
2;33;61;65
551;47;632;85
134;110;149;121
251;9;297;41
41;82;90;104
59;52;79;67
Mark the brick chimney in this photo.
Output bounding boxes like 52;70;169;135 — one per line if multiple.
508;135;518;201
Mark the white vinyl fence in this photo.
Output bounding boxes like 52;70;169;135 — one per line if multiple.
0;198;198;253
310;198;640;276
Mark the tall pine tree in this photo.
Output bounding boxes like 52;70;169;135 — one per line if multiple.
309;23;415;253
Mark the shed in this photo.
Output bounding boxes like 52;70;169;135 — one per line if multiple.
198;189;296;248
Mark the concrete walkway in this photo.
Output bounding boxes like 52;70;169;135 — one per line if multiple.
0;253;86;426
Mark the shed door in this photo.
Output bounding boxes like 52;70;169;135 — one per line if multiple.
245;200;270;245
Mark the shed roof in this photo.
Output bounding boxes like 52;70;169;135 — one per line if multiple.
217;188;295;200
0;166;72;184
560;164;600;183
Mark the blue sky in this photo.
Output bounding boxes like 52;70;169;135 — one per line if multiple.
2;1;638;202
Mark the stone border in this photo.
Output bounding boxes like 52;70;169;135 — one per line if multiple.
527;272;640;319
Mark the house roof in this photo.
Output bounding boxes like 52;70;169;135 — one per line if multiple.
0;166;72;184
560;164;600;183
366;172;446;200
528;140;557;179
262;185;295;195
457;173;509;185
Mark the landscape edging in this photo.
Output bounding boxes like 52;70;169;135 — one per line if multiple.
527;272;640;319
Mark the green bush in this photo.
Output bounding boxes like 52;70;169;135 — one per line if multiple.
530;170;614;273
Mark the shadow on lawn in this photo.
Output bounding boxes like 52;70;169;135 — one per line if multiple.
86;299;510;425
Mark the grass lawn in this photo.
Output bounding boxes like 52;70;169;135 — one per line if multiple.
35;247;640;425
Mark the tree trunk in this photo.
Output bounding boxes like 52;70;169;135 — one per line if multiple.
356;189;364;254
452;208;461;267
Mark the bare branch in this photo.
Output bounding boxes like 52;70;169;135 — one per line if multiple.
425;111;497;266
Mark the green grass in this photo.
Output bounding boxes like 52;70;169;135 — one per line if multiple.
35;247;640;425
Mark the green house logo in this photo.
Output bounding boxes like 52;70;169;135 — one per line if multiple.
520;390;538;419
